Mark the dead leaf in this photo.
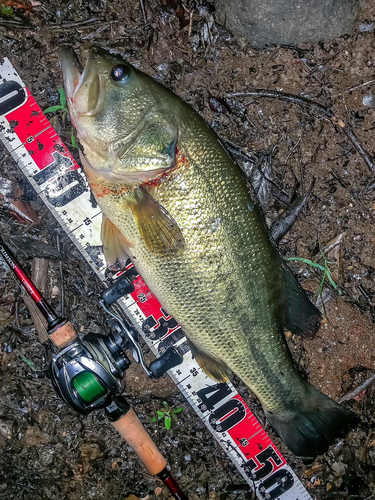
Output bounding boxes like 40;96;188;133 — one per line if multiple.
80;442;103;474
23;426;52;446
124;496;150;500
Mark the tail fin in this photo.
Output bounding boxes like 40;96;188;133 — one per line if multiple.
265;384;356;457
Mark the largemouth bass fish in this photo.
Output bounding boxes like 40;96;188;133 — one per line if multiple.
60;47;354;457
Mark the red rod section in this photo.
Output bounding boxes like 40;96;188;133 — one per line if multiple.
0;237;63;330
158;468;188;500
0;245;42;301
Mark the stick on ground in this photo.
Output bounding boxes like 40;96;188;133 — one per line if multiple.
339;373;375;403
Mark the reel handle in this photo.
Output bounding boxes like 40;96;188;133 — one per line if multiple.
149;346;183;378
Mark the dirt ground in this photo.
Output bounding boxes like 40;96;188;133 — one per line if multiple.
1;0;375;499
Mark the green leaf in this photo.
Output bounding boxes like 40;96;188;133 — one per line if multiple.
58;87;67;108
171;413;177;422
43;105;66;114
325;269;338;290
157;410;165;418
0;4;14;16
151;417;156;422
284;257;325;272
71;128;78;148
162;401;169;410
171;406;184;414
21;354;37;372
164;415;172;430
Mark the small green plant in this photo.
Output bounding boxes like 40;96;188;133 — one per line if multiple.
151;401;184;430
20;354;38;372
285;252;341;296
0;3;14;16
44;87;78;148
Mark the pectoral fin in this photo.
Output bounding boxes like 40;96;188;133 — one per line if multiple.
130;188;185;256
101;215;133;269
188;339;232;383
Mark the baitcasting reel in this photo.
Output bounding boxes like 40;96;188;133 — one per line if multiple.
50;274;183;415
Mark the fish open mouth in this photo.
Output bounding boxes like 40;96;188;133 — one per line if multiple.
59;47;109;118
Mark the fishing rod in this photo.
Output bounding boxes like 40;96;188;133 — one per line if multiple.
0;236;187;500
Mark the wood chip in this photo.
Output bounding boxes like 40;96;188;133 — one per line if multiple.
304;464;323;478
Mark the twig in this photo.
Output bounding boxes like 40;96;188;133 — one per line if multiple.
338;373;375;403
21;209;48;235
56;234;64;317
182;3;194;37
42;17;106;30
153;401;160;446
14;298;21;329
229;89;375;174
0;16;106;31
343;79;375;94
139;0;147;24
23;257;49;343
331;168;374;219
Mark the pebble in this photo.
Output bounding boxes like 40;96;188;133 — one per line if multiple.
0;420;12;440
184;454;191;462
331;461;347;477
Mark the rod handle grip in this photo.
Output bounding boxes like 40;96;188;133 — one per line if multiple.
111;408;167;475
49;321;77;349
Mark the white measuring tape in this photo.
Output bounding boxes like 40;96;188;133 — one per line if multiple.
0;57;312;500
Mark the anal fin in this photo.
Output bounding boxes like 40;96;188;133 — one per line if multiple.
188;339;232;383
282;262;322;338
101;215;133;269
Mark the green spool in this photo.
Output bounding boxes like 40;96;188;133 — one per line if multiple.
72;371;106;403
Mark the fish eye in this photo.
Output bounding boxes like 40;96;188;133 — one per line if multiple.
110;64;132;84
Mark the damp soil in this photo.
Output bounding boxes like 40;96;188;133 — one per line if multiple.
1;1;375;499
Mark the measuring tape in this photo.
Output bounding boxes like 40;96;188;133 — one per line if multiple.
0;57;312;500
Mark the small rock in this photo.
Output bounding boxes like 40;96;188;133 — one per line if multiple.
359;21;374;32
0;420;12;440
363;95;375;108
154;487;163;496
331;461;347;477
